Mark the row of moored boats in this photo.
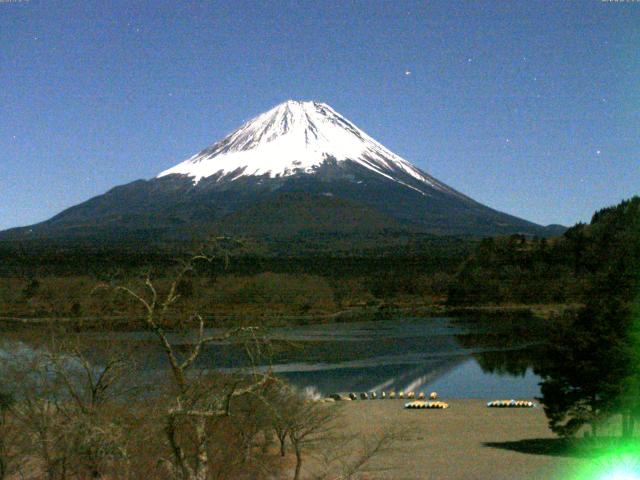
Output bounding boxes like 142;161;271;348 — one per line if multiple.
330;391;440;401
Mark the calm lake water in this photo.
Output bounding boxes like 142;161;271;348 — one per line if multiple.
230;317;544;398
127;317;543;398
1;317;545;399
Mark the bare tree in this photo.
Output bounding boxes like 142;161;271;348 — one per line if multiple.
48;335;136;479
267;387;399;480
335;430;397;480
62;414;129;479
0;328;137;480
111;244;275;480
263;384;294;458
0;390;14;480
6;347;70;480
0;239;394;480
257;385;339;480
308;423;399;480
289;402;336;480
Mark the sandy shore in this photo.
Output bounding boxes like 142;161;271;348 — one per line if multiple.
335;399;591;480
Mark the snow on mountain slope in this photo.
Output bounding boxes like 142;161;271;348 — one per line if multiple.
157;100;461;197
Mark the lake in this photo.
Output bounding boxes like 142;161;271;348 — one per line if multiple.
229;317;545;398
1;317;545;399
122;316;544;398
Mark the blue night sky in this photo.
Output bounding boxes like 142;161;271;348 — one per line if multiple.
1;0;638;230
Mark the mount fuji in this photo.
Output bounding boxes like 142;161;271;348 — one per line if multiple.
1;100;562;244
157;100;459;198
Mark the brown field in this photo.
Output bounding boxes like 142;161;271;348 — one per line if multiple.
334;399;591;480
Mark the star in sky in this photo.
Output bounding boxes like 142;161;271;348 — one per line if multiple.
404;70;411;76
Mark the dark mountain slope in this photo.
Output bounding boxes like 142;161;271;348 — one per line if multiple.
0;100;563;244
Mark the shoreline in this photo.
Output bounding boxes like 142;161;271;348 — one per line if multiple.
0;303;579;332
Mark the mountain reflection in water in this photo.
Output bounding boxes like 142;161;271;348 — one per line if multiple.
1;317;546;398
188;317;546;397
258;318;546;397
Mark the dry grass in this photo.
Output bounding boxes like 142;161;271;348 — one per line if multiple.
333;399;591;480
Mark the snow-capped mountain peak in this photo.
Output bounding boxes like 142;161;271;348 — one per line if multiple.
2;99;555;241
157;100;457;196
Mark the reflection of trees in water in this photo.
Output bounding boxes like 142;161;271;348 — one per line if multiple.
471;346;545;377
5;318;549;396
454;326;548;378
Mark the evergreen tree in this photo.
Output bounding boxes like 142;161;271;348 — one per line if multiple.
536;197;640;438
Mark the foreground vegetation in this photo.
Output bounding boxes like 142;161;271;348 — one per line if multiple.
0;197;638;479
0;252;395;480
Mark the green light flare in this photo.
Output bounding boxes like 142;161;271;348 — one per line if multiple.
568;297;640;480
577;450;640;480
582;295;640;480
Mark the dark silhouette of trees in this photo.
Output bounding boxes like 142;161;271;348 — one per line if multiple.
536;197;640;438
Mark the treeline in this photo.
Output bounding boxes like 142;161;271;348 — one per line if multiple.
0;235;473;278
446;234;585;305
0;270;456;321
4;196;639;321
445;218;627;306
535;196;640;437
0;236;472;320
